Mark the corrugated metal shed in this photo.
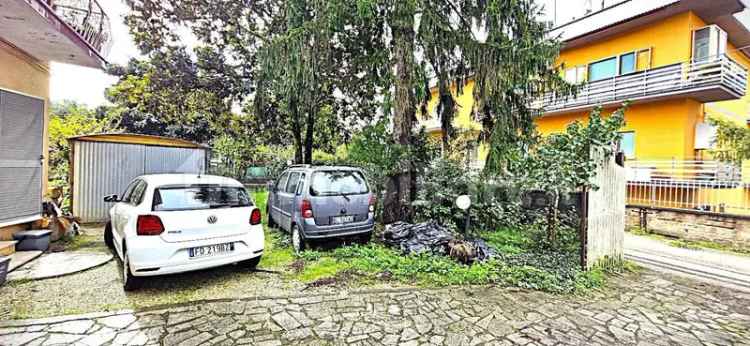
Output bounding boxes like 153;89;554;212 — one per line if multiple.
69;134;209;223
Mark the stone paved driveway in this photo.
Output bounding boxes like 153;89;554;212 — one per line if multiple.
1;271;749;346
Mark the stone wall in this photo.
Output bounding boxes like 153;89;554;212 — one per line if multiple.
626;207;750;246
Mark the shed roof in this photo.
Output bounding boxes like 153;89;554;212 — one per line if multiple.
68;133;208;149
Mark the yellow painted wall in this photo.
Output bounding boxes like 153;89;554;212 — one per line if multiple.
557;11;695;71
0;40;50;237
420;10;750;168
420;80;481;132
540;10;750;160
536;99;703;160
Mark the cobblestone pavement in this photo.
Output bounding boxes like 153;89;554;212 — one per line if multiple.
2;271;750;346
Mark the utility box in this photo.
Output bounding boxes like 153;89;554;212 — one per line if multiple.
69;134;209;223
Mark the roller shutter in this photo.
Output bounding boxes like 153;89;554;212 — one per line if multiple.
0;90;44;226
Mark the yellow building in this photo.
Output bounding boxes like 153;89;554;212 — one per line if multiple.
421;0;750;215
0;0;111;242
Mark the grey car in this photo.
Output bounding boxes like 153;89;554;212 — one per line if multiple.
267;165;375;252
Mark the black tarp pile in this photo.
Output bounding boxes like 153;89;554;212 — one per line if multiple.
381;221;496;263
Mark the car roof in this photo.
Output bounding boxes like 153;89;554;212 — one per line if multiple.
137;174;243;187
286;165;363;172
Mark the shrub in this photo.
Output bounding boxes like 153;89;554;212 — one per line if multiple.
331;243;600;293
412;157;525;234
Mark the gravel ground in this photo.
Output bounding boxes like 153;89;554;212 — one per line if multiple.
0;225;406;320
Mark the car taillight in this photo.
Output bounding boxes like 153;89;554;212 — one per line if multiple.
137;215;164;236
301;199;313;219
368;194;376;212
250;209;262;225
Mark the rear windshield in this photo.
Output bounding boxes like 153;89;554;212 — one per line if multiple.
310;170;369;196
152;185;252;211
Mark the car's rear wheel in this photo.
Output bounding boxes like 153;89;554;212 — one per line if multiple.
267;207;276;229
243;256;262;270
121;249;141;291
356;231;372;245
104;223;114;249
291;225;306;253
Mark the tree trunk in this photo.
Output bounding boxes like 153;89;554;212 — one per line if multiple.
304;108;315;164
383;4;416;224
437;77;455;154
291;99;303;164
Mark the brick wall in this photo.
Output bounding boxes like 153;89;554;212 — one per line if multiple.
626;207;750;246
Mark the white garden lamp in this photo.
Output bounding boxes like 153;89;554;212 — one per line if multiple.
456;195;472;234
456;195;471;210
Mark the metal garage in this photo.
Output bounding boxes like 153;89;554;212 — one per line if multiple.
0;89;44;228
69;134;209;223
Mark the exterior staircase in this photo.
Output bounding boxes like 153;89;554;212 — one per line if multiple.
0;241;17;257
0;240;43;273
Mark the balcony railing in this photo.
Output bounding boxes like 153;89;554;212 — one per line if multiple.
625;159;750;215
536;55;748;114
49;0;112;56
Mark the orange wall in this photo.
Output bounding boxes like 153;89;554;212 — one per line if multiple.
542;10;750;160
557;11;696;70
536;99;704;160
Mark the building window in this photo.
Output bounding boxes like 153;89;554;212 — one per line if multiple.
619;52;636;75
564;65;587;84
636;49;651;71
588;57;618;81
619;132;635;159
693;25;727;62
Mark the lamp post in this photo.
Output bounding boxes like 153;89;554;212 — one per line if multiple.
456;195;471;234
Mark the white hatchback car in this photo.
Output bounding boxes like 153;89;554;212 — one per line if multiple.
103;174;264;291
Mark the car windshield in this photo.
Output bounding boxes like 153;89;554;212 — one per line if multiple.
152;185;252;211
310;170;369;196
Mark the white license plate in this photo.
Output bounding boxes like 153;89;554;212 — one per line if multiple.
331;215;355;224
188;243;235;259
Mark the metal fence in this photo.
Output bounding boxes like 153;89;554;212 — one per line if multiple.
625;159;750;215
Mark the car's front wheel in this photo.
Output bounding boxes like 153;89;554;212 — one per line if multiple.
104;223;114;249
291;225;306;253
121;249;141;291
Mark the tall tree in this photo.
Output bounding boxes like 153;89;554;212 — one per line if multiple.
106;47;241;143
121;0;385;162
353;0;569;222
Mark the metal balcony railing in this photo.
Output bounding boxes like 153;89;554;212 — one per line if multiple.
625;159;750;215
49;0;112;56
536;55;748;113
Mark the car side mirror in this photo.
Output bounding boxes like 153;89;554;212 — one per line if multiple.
103;194;120;203
267;180;277;192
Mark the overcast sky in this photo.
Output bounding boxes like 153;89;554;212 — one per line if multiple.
47;0;611;107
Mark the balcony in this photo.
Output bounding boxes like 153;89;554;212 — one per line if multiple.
537;56;748;115
49;0;112;56
0;0;112;68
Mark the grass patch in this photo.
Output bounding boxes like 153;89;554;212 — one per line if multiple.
249;188;604;293
296;258;352;282
330;243;603;293
480;228;533;255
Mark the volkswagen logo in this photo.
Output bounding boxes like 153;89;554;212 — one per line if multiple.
207;215;218;224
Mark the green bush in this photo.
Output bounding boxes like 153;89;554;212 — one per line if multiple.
331;243;600;293
412;157;526;234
